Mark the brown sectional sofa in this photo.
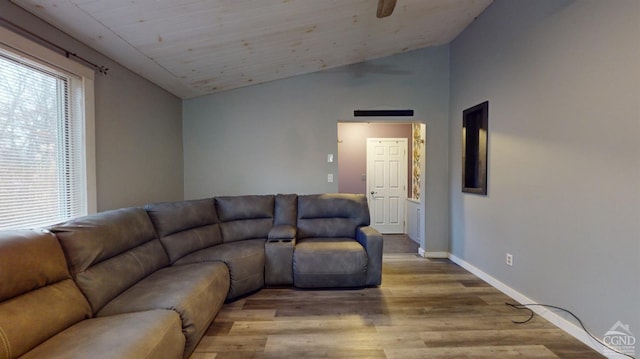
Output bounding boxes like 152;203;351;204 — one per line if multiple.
0;193;382;359
0;230;185;359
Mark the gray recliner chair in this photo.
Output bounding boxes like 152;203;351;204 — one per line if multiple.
292;194;383;288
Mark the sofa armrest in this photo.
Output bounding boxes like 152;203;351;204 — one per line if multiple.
356;226;383;286
268;225;297;240
266;226;295;286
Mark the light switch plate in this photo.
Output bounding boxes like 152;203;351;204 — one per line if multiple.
327;154;334;163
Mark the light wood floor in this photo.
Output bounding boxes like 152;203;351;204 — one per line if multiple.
191;237;603;358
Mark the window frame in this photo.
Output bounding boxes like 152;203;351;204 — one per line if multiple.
0;26;97;226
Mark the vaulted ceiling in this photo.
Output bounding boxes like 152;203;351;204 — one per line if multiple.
13;0;493;99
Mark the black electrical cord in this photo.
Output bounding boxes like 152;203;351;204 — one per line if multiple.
506;302;636;359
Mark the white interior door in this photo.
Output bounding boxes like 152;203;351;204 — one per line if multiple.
366;138;407;234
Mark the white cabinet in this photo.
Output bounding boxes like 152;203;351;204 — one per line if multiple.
406;199;420;243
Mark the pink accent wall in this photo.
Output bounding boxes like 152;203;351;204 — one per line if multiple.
337;122;413;195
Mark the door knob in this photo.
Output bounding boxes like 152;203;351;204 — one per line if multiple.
370;191;376;195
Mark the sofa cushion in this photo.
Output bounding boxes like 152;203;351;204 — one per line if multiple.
268;225;296;240
216;195;274;243
293;238;368;288
274;194;297;226
97;262;229;358
175;239;265;300
145;198;223;263
50;208;169;314
21;310;184;359
0;230;70;302
0;230;92;359
297;194;370;239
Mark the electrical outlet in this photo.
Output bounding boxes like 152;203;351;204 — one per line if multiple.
506;253;513;266
327;173;334;183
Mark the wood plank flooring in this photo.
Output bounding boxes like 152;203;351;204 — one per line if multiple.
381;234;419;254
190;237;603;358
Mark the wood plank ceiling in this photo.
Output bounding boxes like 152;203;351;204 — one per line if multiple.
12;0;493;99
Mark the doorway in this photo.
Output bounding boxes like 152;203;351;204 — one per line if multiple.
337;122;425;243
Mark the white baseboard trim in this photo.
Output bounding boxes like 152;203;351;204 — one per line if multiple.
425;251;449;259
447;254;614;358
417;248;449;259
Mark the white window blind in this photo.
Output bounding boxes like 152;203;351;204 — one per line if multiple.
0;48;87;230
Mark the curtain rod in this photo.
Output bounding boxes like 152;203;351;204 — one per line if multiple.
0;16;108;75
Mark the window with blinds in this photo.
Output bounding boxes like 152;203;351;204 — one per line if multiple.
0;48;87;230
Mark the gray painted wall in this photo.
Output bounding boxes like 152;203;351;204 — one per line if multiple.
450;0;639;338
183;46;450;252
1;2;184;211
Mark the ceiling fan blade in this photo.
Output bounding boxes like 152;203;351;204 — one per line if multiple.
376;0;397;18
